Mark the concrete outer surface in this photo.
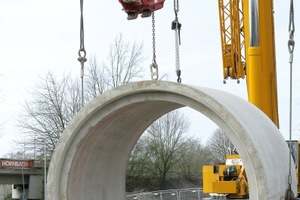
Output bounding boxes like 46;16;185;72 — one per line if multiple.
47;80;296;200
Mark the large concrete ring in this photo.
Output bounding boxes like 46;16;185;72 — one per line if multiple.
47;80;296;200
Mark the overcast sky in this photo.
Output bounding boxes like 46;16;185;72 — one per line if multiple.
0;0;299;157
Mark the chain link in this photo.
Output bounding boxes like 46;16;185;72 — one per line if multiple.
152;13;156;59
150;12;158;80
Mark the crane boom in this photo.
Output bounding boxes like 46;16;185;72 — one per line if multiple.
245;0;279;127
219;0;279;127
218;0;246;82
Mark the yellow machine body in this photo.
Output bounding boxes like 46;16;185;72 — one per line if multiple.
203;155;249;199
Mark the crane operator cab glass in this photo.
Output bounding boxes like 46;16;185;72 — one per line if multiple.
118;0;165;20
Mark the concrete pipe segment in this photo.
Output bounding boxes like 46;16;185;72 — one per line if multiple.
47;80;296;200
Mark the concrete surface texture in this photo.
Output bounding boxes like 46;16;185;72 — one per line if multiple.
46;80;296;200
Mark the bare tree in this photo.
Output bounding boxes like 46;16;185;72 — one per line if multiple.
126;137;153;191
18;35;145;157
206;128;234;163
105;34;144;88
127;137;150;178
2;151;28;159
177;138;208;182
126;110;191;190
86;34;144;98
85;34;145;102
2;150;34;160
143;110;190;188
85;56;108;99
18;72;81;156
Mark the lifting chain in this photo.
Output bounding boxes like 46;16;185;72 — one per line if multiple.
171;0;182;83
287;0;296;199
78;0;87;107
150;12;159;80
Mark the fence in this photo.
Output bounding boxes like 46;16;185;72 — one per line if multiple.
126;188;211;200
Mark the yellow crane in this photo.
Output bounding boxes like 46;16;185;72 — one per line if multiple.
219;0;279;127
203;0;298;199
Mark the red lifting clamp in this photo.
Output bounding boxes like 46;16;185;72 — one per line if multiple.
118;0;165;20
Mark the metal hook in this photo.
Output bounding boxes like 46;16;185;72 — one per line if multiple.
150;61;158;80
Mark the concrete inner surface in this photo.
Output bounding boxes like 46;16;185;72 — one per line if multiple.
47;80;296;200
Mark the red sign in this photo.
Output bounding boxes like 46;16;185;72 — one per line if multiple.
0;159;34;169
